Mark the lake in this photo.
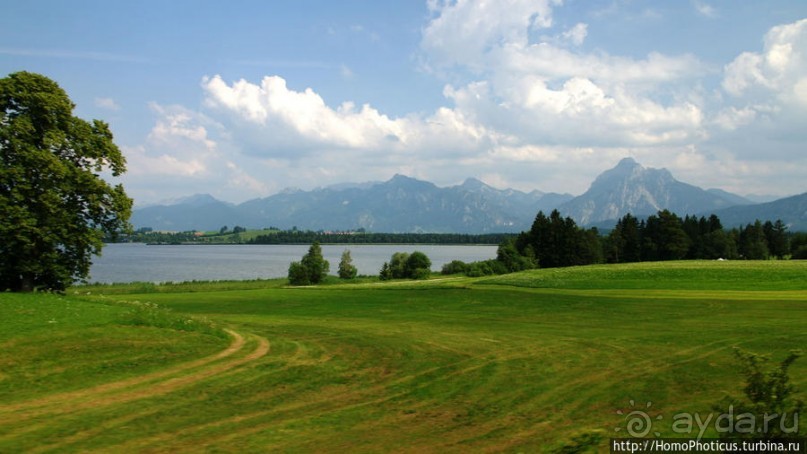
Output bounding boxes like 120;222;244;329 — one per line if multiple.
88;243;498;284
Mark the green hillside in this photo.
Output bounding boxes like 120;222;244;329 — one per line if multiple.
1;261;805;452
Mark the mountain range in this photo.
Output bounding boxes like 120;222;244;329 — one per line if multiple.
131;158;806;232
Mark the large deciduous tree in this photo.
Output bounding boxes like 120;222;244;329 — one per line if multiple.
404;251;432;280
0;72;132;291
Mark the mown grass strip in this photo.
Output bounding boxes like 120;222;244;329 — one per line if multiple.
1;260;805;452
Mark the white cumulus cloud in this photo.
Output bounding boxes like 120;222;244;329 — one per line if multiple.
421;0;559;71
202;75;406;154
200;74;504;162
419;0;708;152
714;17;807;165
722;18;807;105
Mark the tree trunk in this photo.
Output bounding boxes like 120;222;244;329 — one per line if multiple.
20;274;34;292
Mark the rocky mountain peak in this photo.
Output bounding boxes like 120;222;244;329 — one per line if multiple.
559;159;745;225
459;177;490;191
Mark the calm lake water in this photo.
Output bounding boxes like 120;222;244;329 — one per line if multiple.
88;243;498;284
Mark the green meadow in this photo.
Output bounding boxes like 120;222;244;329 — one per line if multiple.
0;261;805;452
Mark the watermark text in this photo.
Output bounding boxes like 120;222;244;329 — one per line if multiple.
611;438;806;453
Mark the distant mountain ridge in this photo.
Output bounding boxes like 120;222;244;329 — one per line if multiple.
131;159;805;233
709;192;807;231
131;175;573;233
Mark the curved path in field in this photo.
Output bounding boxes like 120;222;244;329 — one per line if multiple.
0;328;270;427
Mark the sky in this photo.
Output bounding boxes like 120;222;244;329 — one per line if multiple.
2;0;806;206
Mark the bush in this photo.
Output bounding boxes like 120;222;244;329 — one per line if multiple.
466;261;493;277
497;239;536;272
389;252;410;279
411;267;431;280
441;260;468;275
487;259;508;275
713;348;803;440
287;261;310;285
380;251;432;280
405;251;431;278
464;259;508;277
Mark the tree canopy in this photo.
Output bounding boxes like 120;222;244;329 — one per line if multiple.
515;209;602;268
288;241;330;285
337;249;357;279
0;71;132;291
379;251;432;280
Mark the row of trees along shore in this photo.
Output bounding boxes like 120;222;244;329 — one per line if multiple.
451;209;804;279
116;229;511;245
249;231;509;245
288;242;433;284
286;210;805;284
526;209;801;264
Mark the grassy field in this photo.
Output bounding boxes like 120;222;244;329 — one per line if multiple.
0;261;805;452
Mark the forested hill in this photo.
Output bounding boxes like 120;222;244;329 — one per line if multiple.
709;192;807;231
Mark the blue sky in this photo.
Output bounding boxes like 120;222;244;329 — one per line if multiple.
2;0;806;205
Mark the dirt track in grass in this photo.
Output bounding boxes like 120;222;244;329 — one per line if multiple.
0;328;270;427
